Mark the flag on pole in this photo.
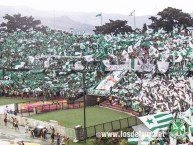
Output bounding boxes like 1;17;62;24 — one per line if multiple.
129;11;134;16
96;13;102;17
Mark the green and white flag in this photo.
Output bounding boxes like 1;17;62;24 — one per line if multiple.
133;39;142;49
62;62;71;71
141;135;150;145
84;55;94;62
14;62;25;69
128;45;133;53
96;13;102;17
102;59;110;67
128;135;138;145
139;111;173;133
0;69;3;78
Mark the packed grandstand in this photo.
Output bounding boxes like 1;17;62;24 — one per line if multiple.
1;28;193;143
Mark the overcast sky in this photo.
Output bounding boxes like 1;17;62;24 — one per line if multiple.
0;0;193;16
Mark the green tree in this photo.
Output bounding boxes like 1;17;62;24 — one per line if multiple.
94;19;133;35
0;13;47;33
148;7;193;32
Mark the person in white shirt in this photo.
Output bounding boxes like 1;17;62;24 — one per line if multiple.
4;106;9;114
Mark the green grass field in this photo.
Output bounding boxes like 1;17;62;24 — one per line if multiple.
0;97;33;106
0;98;132;145
29;106;131;128
29;107;131;145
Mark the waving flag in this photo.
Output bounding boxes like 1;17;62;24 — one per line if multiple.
129;11;135;16
96;13;102;17
14;62;25;69
139;111;173;133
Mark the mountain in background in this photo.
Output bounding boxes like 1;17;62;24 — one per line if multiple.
63;12;151;29
0;6;192;34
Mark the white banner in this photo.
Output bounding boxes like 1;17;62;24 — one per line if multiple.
87;89;110;96
105;65;130;71
96;71;127;90
138;63;155;72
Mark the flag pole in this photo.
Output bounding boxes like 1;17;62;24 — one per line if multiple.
53;10;55;30
134;10;136;30
101;13;102;26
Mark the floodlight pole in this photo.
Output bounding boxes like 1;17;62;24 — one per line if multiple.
134;10;136;30
101;13;103;26
82;69;87;142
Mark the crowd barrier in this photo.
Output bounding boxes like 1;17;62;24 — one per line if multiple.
85;116;142;138
18;101;84;116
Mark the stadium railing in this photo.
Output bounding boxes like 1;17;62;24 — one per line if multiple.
85;116;142;138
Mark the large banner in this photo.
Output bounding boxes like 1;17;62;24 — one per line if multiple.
105;65;130;71
138;62;155;72
87;89;110;96
95;70;127;91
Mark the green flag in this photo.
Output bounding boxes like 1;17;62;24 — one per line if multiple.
96;13;102;17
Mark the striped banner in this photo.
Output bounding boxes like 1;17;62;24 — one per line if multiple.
139;111;173;133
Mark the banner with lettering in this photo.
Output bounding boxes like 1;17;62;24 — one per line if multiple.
105;65;130;71
138;62;155;72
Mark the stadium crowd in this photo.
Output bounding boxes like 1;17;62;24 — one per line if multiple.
0;27;193;117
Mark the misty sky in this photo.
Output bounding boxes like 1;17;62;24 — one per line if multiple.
0;0;193;16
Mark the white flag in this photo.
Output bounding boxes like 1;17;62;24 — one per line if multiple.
127;46;133;53
84;55;94;62
122;50;129;58
14;62;25;69
44;60;50;68
157;61;169;74
74;61;84;70
103;60;110;67
28;56;35;63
